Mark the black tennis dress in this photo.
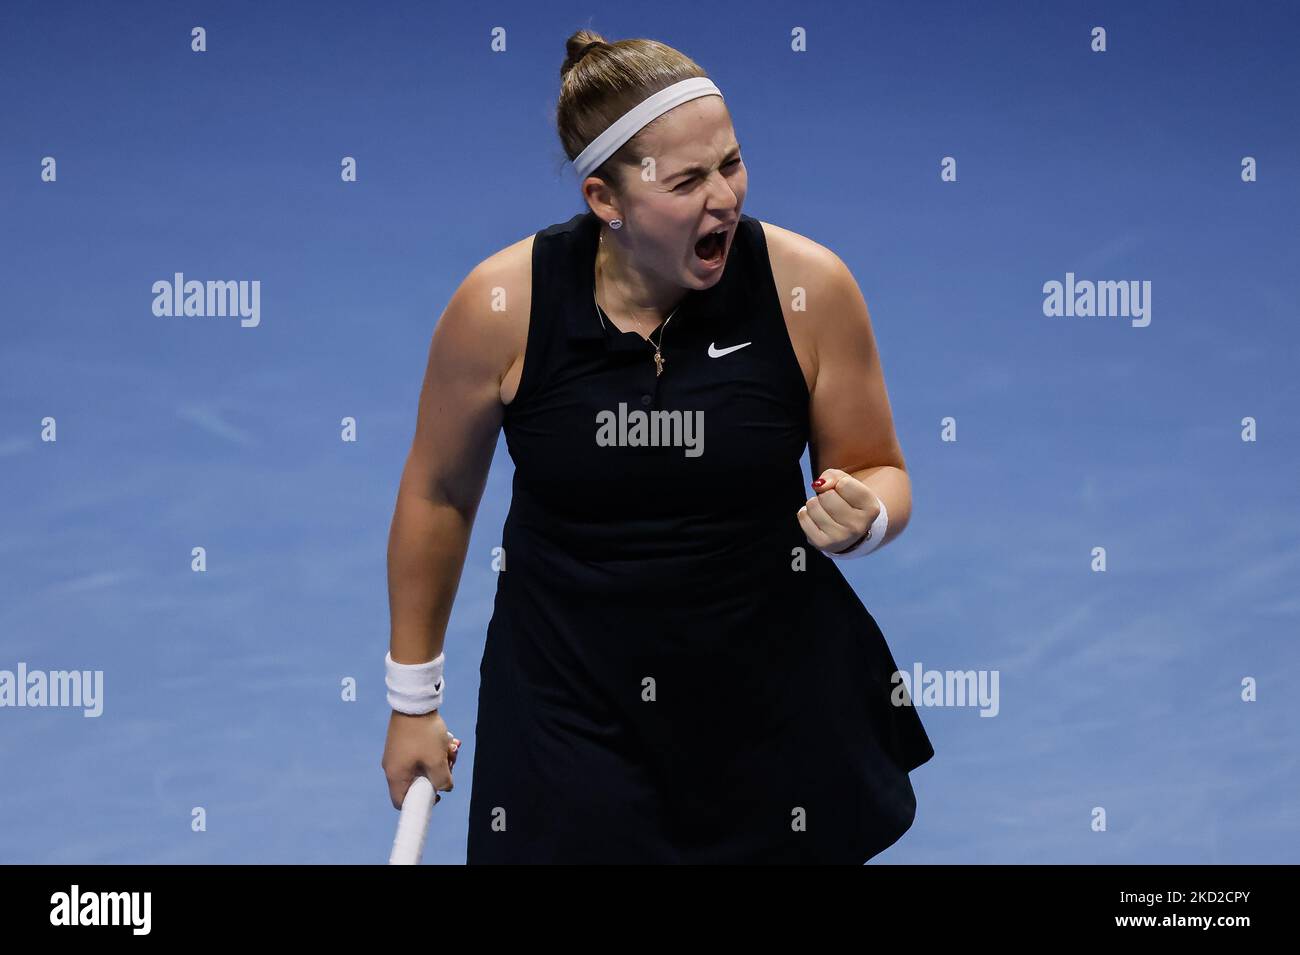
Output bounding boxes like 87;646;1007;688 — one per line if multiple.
465;209;935;864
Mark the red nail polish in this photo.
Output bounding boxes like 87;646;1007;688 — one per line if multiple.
811;478;824;488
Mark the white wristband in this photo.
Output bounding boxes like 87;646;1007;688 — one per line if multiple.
385;651;445;715
824;498;888;561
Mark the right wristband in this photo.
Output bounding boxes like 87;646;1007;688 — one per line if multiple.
385;651;445;715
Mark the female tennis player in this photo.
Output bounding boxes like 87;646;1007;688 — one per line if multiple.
381;30;935;864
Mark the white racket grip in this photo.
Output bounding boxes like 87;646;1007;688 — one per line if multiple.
389;775;436;865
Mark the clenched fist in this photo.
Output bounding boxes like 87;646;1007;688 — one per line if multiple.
797;468;882;555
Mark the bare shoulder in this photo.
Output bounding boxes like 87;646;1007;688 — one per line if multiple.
465;230;535;311
756;220;855;299
486;233;536;406
755;220;863;393
471;231;536;290
442;232;535;406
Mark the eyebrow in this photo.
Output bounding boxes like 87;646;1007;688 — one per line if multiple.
667;146;742;183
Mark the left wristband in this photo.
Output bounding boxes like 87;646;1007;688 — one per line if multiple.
824;498;888;561
385;650;445;715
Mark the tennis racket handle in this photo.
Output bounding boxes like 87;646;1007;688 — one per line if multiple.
389;775;436;865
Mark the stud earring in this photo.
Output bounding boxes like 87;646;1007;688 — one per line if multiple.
609;218;622;230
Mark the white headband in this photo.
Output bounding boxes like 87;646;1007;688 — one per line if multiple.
571;76;724;181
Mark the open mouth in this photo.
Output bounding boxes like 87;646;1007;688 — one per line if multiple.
693;228;728;264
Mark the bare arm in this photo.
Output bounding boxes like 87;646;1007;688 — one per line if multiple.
387;263;516;665
801;251;912;550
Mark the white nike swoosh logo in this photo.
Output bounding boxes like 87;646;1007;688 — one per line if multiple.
708;341;752;357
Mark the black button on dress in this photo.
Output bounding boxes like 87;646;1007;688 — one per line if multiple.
465;210;935;864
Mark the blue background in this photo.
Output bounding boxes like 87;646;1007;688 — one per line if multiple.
2;0;1297;863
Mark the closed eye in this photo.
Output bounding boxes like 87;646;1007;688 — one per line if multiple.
673;157;743;191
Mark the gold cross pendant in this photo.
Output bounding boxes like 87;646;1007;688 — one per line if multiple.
653;350;664;376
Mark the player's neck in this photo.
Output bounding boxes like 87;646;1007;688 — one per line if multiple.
596;230;686;328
